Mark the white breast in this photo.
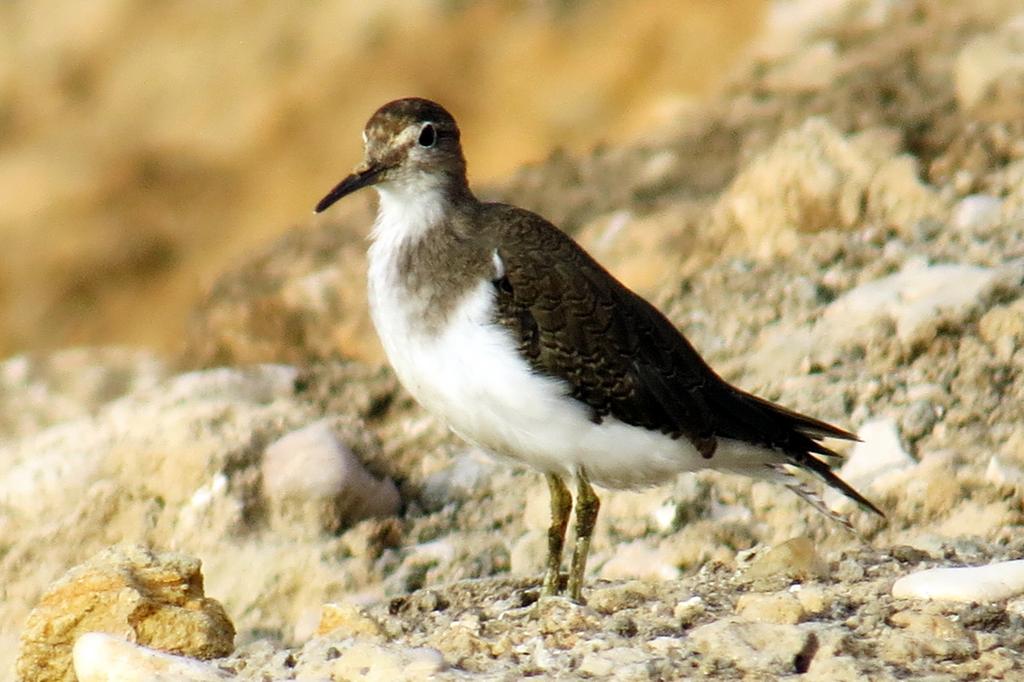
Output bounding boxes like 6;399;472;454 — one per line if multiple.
366;186;783;489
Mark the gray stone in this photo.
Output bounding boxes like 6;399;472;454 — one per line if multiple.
689;618;818;675
419;450;499;512
262;419;400;535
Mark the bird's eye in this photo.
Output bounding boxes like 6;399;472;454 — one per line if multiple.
418;123;437;148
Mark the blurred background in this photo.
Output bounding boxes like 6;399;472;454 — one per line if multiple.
0;0;766;359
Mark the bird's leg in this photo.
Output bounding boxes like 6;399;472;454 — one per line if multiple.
542;473;572;596
567;467;600;602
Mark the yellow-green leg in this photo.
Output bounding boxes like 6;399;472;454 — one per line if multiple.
567;467;600;602
542;473;572;596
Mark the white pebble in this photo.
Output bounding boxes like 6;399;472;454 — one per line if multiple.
652;502;677;531
73;633;230;681
986;456;1024;487
841;417;915;486
892;560;1024;602
951;194;1002;232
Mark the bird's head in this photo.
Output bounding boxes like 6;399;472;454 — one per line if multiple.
315;97;466;213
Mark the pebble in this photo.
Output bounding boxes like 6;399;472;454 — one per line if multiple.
742;537;828;587
899;399;939;441
834;558;866;582
600;487;678;538
673;596;706;627
1007;596;1024;619
419;449;498;511
899;452;964;518
804;652;865;682
508;530;546;577
536;596;601;636
577;651;615;677
317;601;384;639
891;610;967;640
978;298;1024;358
73;633;230;682
792;584;829;616
386;539;458;593
587;580;655;615
689;618;817;675
262;419;400;533
951;194;1003;232
883;611;977;661
839;417;915;492
735;592;806;625
802;629;867;682
892;560;1024;602
577;646;650;678
985;456;1024;487
315;641;446;681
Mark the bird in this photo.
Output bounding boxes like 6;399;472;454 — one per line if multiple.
314;97;883;601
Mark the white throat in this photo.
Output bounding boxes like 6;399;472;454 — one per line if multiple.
370;179;448;250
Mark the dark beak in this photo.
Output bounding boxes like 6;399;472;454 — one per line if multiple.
314;164;385;213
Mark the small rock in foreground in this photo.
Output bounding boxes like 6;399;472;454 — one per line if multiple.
73;633;230;682
16;545;234;682
892;560;1024;602
689;618;818;675
262;419;400;535
742;537;828;588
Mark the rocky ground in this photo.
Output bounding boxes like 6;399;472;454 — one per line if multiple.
5;0;1024;680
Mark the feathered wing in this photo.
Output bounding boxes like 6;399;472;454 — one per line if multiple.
488;204;882;519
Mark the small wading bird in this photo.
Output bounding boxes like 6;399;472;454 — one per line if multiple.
315;98;882;601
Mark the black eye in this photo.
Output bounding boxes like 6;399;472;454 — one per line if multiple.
418;123;436;147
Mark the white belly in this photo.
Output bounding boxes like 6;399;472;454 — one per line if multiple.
368;263;738;489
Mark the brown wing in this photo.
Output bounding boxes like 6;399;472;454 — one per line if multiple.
487;204;882;516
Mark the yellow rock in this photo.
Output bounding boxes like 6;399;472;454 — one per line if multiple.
16;545;234;682
735;592;805;625
317;602;383;638
744;537;828;583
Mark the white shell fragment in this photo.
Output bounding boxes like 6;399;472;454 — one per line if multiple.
892;560;1024;602
73;633;230;682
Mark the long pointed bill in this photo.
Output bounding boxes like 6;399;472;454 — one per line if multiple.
314;165;385;213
